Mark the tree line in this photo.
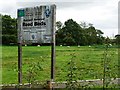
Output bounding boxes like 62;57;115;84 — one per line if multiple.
56;19;105;45
2;15;17;45
1;15;120;45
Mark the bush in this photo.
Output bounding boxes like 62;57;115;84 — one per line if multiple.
2;35;17;45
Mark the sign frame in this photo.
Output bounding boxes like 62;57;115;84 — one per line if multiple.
17;4;56;84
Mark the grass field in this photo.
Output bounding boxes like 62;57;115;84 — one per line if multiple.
2;45;119;84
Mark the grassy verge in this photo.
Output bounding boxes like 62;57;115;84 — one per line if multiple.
2;45;119;84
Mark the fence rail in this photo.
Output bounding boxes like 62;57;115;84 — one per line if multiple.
1;78;119;88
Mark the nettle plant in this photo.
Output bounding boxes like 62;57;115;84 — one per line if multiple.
26;62;43;83
102;42;118;88
24;56;44;88
102;44;112;88
65;44;118;89
66;53;78;89
65;53;95;89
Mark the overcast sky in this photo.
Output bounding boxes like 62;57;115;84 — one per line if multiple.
0;0;119;37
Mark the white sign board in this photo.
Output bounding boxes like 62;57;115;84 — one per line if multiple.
17;5;56;44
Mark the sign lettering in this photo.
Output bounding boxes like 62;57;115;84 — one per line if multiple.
17;5;55;44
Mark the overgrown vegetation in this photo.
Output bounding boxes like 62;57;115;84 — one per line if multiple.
65;44;119;89
66;53;78;88
2;45;118;86
102;40;119;89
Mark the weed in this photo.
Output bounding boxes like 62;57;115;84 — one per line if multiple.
66;53;78;89
102;42;118;89
24;59;44;88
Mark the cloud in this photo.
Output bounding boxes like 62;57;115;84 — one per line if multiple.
16;0;109;10
0;0;119;36
0;0;17;17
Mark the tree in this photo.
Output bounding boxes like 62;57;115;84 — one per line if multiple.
96;29;104;44
2;15;17;45
85;26;97;45
56;21;62;30
56;19;105;46
63;33;75;45
84;26;104;45
115;34;120;45
80;22;88;29
56;28;65;45
57;19;83;45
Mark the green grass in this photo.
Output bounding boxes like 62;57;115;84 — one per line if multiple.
2;45;119;84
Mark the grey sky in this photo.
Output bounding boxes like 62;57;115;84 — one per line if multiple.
0;0;119;37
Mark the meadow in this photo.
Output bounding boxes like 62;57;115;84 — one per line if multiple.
2;45;119;84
